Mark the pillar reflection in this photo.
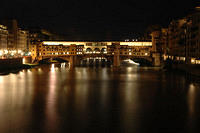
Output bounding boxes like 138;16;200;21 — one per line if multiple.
45;64;59;132
188;83;196;117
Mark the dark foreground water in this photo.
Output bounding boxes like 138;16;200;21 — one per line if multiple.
0;63;200;133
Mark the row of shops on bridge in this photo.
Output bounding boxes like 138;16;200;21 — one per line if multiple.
30;41;160;66
31;41;152;57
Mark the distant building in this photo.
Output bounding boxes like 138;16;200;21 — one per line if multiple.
150;6;200;64
1;19;30;55
17;29;29;52
168;18;187;61
2;19;18;50
0;24;8;51
28;29;63;45
186;6;200;64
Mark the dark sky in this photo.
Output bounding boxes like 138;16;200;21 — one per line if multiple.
0;0;197;40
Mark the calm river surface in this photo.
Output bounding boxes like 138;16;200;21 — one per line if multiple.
0;63;200;133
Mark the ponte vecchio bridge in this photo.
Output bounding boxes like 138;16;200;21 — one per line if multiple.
30;41;161;67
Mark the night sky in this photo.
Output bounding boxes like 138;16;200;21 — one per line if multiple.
0;0;197;40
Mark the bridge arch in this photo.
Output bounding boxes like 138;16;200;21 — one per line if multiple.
101;48;107;53
93;48;101;53
38;56;70;63
86;48;93;53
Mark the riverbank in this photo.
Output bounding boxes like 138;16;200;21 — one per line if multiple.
164;60;200;77
0;64;38;75
0;58;39;74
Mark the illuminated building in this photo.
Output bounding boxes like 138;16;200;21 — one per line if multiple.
186;6;200;64
30;41;160;66
107;43;151;57
31;42;84;61
151;6;200;64
0;24;8;51
17;29;29;54
168;18;187;61
2;19;18;51
0;20;30;57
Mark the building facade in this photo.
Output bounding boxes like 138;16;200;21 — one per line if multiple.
30;41;156;65
152;6;200;64
0;20;30;57
186;7;200;64
17;29;29;53
0;24;8;52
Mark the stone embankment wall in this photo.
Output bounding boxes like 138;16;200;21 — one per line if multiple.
0;58;23;69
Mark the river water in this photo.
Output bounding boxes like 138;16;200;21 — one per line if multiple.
0;63;200;133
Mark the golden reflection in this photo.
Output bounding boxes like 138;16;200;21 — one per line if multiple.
126;67;138;81
45;65;58;132
38;68;43;74
188;83;196;116
119;67;144;130
61;63;66;68
0;76;5;109
102;68;108;80
100;68;109;105
51;64;55;72
75;83;88;110
0;70;34;130
0;76;3;84
122;80;140;129
74;68;88;110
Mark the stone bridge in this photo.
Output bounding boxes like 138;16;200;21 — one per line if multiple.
31;41;161;67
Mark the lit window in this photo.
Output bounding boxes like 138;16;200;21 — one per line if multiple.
191;58;195;64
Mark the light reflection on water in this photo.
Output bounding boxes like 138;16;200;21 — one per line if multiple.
188;83;196;115
0;64;200;133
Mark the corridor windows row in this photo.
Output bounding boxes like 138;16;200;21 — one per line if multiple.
118;52;150;56
40;51;83;56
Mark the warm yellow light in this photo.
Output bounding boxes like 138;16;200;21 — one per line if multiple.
180;57;185;61
18;50;22;53
196;60;200;64
43;41;152;46
22;57;25;64
191;58;195;64
12;50;16;54
0;51;3;56
4;50;8;54
43;41;86;46
51;64;55;72
120;42;152;46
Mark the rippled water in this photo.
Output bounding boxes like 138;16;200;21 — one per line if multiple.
0;63;200;133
